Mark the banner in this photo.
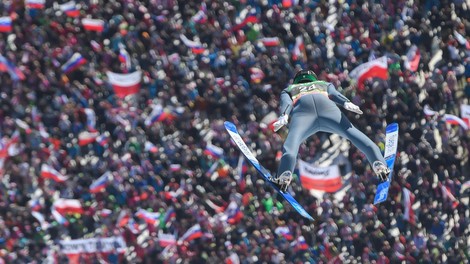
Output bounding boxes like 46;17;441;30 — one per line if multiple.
59;236;126;254
298;160;342;192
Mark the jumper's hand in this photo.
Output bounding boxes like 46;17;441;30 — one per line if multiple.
273;114;289;132
343;102;363;115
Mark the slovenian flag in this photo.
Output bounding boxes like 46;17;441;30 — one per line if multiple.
275;226;294;240
158;233;177;247
135;209;160;225
96;133;110;147
144;104;177;126
119;47;131;71
204;144;224;159
82;18;105;32
41;164;68;183
53;198;84;215
61;53;87;74
144;141;158;153
106;71;142;98
292;236;308;251
225;201;243;225
26;0;45;9
51;209;68;225
162;207;176;226
60;1;80;17
89;171;112;193
179;224;204;242
180;34;206;54
349;56;388;89
191;2;207;23
0;16;12;32
0;55;26;81
84;108;96;131
404;45;420;72
444;114;469;130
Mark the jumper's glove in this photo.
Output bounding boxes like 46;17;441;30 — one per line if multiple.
273;114;289;132
343;102;363;115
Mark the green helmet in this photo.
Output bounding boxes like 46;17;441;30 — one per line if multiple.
293;70;318;84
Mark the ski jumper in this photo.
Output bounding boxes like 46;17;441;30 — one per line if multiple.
276;80;387;177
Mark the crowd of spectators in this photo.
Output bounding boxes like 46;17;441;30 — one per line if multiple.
0;0;469;263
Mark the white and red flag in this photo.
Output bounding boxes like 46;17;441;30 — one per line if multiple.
106;71;142;98
53;199;84;215
81;18;105;32
41;164;68;183
349;56;388;88
298;160;342;192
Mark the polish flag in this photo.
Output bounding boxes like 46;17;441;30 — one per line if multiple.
298;160;342;192
89;171;112;193
204;144;224;159
261;37;280;47
402;187;416;225
60;1;80;17
41;164;68;183
53;199;84;215
158;233;177;247
0;17;12;32
179;224;204;242
61;53;87;74
404;45;420;72
106;71;142;98
26;0;45;9
78;131;99;146
81;18;105;32
135;209;160;225
349;56;388;88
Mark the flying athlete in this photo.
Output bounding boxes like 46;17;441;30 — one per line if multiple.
270;70;390;191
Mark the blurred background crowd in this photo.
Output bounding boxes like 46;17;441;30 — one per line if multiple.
0;0;469;263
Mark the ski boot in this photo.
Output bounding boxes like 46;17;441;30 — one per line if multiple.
373;161;390;182
269;171;292;192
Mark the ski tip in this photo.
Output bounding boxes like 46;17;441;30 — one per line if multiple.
224;121;237;132
386;123;398;132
